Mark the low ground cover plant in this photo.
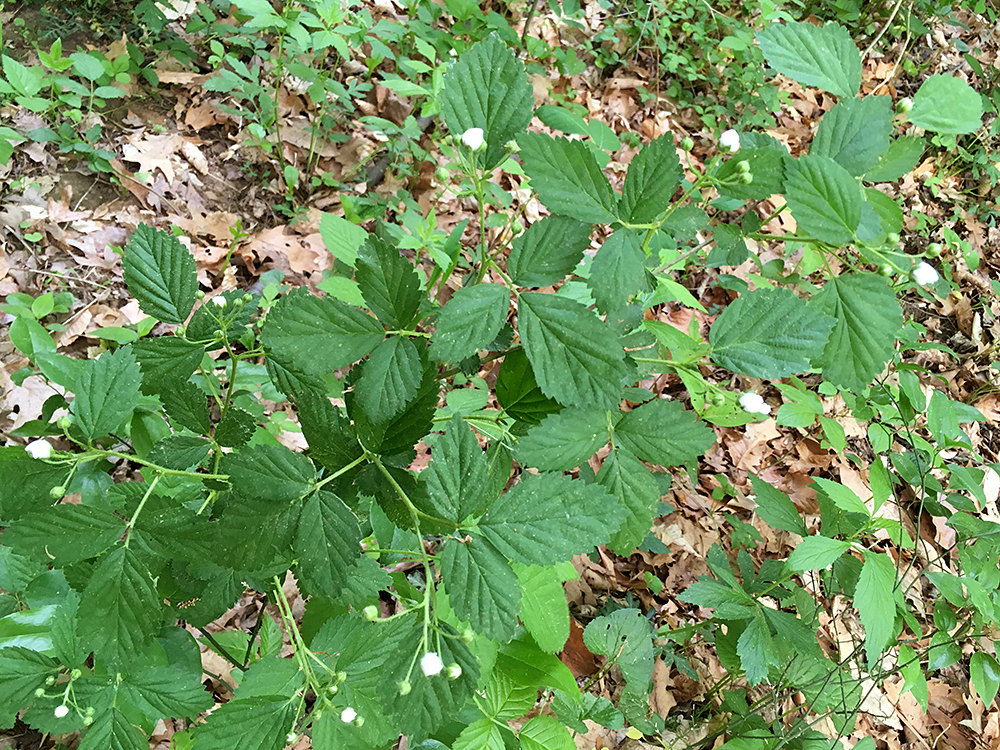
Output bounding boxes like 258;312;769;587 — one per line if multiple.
2;10;998;750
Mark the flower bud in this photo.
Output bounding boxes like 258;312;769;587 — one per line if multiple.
242;293;253;303
335;671;347;683
352;716;364;727
25;439;53;460
709;393;726;407
362;604;379;621
461;628;475;644
45;676;56;686
460;127;485;151
211;296;227;308
175;325;186;337
83;715;94;726
912;261;939;286
512;220;524;234
878;263;893;277
57;415;73;431
738;172;753;184
286;732;297;744
886;232;900;245
84;706;94;716
327;684;339;695
50;486;66;500
340;707;357;723
195;290;206;300
736;160;750;174
420;652;444;676
54;705;69;718
719;129;740;153
895;97;912;114
926;242;942;258
446;664;462;680
680;136;694;152
435;166;450;183
34;688;45;698
70;668;82;680
504;140;519;152
398;679;412;695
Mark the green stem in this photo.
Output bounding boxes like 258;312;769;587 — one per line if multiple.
124;475;160;548
314;455;367;491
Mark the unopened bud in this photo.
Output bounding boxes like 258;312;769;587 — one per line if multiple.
45;676;56;686
710;393;726;407
878;263;893;277
398;679;412;695
50;486;66;500
57;415;72;431
896;97;912;114
738;172;753;184
336;671;347;683
512;220;524;234
736;160;750;174
926;242;942;258
70;669;82;680
362;605;379;621
352;716;364;727
680;136;694;152
175;325;186;337
34;688;45;697
195;290;206;300
446;664;462;680
887;232;900;245
461;628;475;644
435;166;449;183
83;715;94;726
326;684;339;695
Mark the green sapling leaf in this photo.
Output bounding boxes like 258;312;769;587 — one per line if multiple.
122;224;198;325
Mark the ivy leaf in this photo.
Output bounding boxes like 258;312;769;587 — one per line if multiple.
422;415;490;523
440;538;520;641
495;349;561;425
785;535;851;571
131;337;205;395
5;505;125;565
617;134;682;223
122;667;213;719
738;615;776;686
76;707;148;750
864;136;924;182
784;154;863;245
811;96;893;176
440;33;533;172
479;472;624;565
755;21;861;99
597;450;662;555
355;236;422;329
514;408;609;472
507;215;593;288
809;273;902;391
909;75;983;134
749;475;807;536
295;491;361;599
614;399;715;467
122;223;197;324
77;546;162;668
583;609;654;707
855;551;896;666
518;132;620;224
353;336;423;424
513;563;575;653
587;228;651;315
71;346;142;441
519;292;629;409
709;287;835;378
223;444;315;505
192;694;296;750
430;284;508;364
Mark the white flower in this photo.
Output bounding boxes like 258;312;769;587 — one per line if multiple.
420;651;444;676
340;707;357;723
211;296;227;308
912;261;939;286
26;439;53;460
719;129;740;153
739;392;770;415
461;127;485;151
286;732;297;744
54;705;69;718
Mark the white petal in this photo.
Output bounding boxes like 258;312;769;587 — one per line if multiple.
26;439;53;460
340;707;357;723
912;262;939;286
461;128;485;150
420;651;444;676
719;129;740;153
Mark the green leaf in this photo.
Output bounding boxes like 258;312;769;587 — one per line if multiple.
785;535;851;571
617;134;682;223
440;538;520;641
77;546;162;667
597;450;662;555
855;551;896;665
495;348;561;425
811;96;893;176
513;563;574;653
148;435;211;470
784;154;863;244
159;380;211;434
5;505;125;565
223;444;315;505
614;398;716;467
122;667;213;719
909;75;983;134
295;490;361;599
295;391;362;472
812;477;869;517
864;136;924;182
122;223;197;324
71;346;142;441
0;647;58;724
715;133;789;201
355;236;421;328
353;336;423;424
430;284;508;363
193;695;296;750
583;609;654;705
452;718;507;750
587;228;650;315
507;215;593;287
185;289;257;344
422;414;490;523
131;337;205;395
756;21;861;99
479;472;624;565
810;273;902;391
971;652;1000;706
0;447;68;523
518;132;619;224
515;408;608;471
749;475;807;536
495;632;580;697
215;407;257;449
261;286;384;374
519;715;576;750
709;287;835;378
76;707;148;750
320;212;366;267
737;615;776;686
519;292;629;409
441;33;533;171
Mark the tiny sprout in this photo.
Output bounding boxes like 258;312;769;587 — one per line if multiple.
34;688;46;698
398;680;412;695
926;242;943;258
362;604;379;621
738;172;753;185
195;290;206;300
446;664;462;680
680;136;694;152
50;486;66;500
54;705;69;718
736;160;750;174
70;668;82;680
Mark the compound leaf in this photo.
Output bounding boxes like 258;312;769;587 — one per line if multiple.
750;475;807;536
5;505;125;565
513;563;575;653
123;667;213;719
192;694;296;750
583;609;654;707
131;337;205;395
863;136;924;182
122;223;197;324
786;535;851;571
76;707;147;750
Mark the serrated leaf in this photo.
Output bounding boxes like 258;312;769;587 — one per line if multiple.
295;391;362;472
192;695;296;750
5;505;125;565
495;632;580;697
261;287;384;374
909;74;983;134
679;577;750;611
515;408;609;471
430;283;508;363
159;379;211;434
452;718;507;750
971;652;1000;706
77;546;162;667
518;132;619;224
856;551;896;665
122;224;197;324
71;346;142;441
422;414;490;523
223;444;315;505
756;21;861;99
587;228;650;315
479;473;624;565
441;33;533;171
583;609;654;705
185;289;257;344
710;287;835;378
320;211;366;267
440;539;520;641
295;490;361;598
507;215;593;287
353;336;423;423
737;615;775;686
614;398;715;467
810;273;902;391
0;647;58;724
0;447;68;523
215;407;256;448
495;348;561;425
618;134;682;223
148;435;211;470
715;136;789;201
76;707;148;750
784;154;863;244
520;714;576;750
519;292;629;409
355;236;421;328
864;136;924;182
813;477;869;517
513;563;574;653
131;337;205;394
122;667;213;719
811;96;893;176
785;535;851;571
749;475;807;536
597;450;662;554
